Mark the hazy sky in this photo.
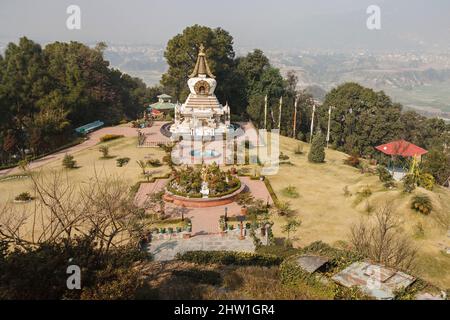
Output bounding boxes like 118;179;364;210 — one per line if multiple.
1;0;450;51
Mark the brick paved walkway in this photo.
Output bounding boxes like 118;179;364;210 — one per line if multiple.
148;233;256;261
135;176;273;235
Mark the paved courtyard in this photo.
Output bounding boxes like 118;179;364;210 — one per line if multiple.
148;233;256;261
135;176;273;235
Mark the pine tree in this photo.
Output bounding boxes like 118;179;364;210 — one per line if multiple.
308;131;326;163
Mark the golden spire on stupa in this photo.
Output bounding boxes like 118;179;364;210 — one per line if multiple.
189;44;215;79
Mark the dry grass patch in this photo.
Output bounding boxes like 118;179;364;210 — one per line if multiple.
269;135;450;288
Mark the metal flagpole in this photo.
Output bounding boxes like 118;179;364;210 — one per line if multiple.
293;95;298;138
309;100;316;144
264;95;268;129
326;106;332;148
278;96;283;129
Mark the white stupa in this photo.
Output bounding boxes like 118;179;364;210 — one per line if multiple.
170;44;231;138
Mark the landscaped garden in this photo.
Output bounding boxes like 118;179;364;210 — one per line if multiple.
167;163;241;198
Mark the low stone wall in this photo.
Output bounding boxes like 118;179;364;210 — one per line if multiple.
164;183;245;208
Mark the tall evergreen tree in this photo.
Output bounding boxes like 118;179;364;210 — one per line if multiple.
161;24;247;113
308;131;326;163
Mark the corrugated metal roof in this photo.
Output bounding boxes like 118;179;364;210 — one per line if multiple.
149;102;176;110
295;255;330;274
332;261;416;300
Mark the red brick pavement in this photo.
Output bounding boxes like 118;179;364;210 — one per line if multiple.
135;176;273;235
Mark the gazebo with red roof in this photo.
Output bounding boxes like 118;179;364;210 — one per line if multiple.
375;139;428;158
375;139;428;181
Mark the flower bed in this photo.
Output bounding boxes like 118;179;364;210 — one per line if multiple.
167;163;241;198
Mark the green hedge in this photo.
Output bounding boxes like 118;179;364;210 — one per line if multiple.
129;173;171;195
0;173;30;182
176;250;282;267
99;134;124;143
256;245;301;259
263;178;279;207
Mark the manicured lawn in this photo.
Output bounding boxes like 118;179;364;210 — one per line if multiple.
0;135;170;216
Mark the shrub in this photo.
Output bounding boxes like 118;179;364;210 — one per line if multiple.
176;251;282;267
383;180;396;189
99;134;124;143
14;192;32;202
358;186;372;198
279;152;290;160
98;145;109;158
308;132;326;163
354;186;372;205
282;185;299;198
147;159;162;167
414;222;425;238
344;155;360;168
236;192;255;206
116;157;130;167
402;174;416;193
281;217;302;243
275;201;295;216
411;194;433;215
62;154;76;169
296;131;305;141
376;166;393;183
418;173;435;191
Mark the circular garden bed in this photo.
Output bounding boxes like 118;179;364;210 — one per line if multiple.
164;163;245;208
